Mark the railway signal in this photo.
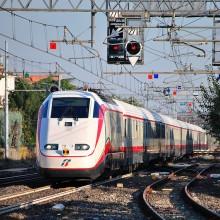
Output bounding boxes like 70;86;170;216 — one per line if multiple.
107;20;125;64
126;41;141;55
107;17;144;66
125;40;142;66
108;38;125;63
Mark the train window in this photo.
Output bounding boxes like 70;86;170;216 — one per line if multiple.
93;101;100;118
161;123;165;138
124;119;127;137
144;122;147;138
147;122;152;138
51;97;90;119
156;122;160;138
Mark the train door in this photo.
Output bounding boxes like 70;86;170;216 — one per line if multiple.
180;128;183;156
155;122;161;155
142;120;148;163
170;128;175;157
146;121;151;151
125;118;133;166
143;121;147;150
105;111;111;146
165;125;170;157
186;129;193;154
174;128;181;157
151;122;158;155
147;121;154;158
160;123;165;157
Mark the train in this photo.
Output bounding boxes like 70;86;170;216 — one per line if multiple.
36;90;208;180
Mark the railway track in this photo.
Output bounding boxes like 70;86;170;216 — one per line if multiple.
0;172;43;186
143;164;213;220
0;167;36;178
185;163;220;219
0;173;133;216
0;185;51;202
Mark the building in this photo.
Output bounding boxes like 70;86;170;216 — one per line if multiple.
0;75;15;108
21;74;59;84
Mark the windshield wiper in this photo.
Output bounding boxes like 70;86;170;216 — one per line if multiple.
58;107;71;121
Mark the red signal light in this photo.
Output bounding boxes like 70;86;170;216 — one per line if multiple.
107;38;125;64
110;44;122;54
111;44;121;51
126;41;141;55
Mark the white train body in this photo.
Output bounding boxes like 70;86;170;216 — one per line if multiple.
36;91;207;179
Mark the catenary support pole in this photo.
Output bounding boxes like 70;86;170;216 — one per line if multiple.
91;1;95;48
4;40;9;159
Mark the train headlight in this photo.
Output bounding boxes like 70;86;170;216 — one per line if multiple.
75;144;90;150
44;144;58;150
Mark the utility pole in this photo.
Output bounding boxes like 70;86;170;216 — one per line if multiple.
58;74;61;90
56;62;62;90
91;0;95;48
4;40;9;159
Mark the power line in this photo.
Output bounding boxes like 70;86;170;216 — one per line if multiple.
0;0;220;17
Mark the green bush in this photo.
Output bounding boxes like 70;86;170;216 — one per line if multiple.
8;77;76;147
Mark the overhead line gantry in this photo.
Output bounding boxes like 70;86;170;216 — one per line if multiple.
0;0;220;17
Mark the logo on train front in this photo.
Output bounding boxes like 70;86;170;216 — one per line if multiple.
61;159;71;167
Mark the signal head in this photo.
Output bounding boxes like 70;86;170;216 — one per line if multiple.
126;40;142;56
109;39;124;56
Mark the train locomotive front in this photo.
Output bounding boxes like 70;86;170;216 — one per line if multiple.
36;91;108;179
37;90;208;180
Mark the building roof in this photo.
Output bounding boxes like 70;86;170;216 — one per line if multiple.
16;74;59;84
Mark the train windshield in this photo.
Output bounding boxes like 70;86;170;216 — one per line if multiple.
51;97;90;119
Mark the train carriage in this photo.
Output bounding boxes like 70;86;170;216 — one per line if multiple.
36;90;208;180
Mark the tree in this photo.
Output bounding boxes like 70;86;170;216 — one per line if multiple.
198;75;220;142
9;77;76;147
122;96;144;107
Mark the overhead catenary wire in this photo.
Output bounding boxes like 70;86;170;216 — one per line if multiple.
0;3;216;117
0;8;149;100
0;46;104;89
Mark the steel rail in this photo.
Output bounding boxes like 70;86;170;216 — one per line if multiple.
184;164;220;220
0;173;39;181
0;185;51;202
0;172;133;216
0;173;43;186
142;164;198;220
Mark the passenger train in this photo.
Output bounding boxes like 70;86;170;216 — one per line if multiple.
36;90;208;179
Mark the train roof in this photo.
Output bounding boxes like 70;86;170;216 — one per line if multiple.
47;90;101;100
47;90;205;133
113;99;205;132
